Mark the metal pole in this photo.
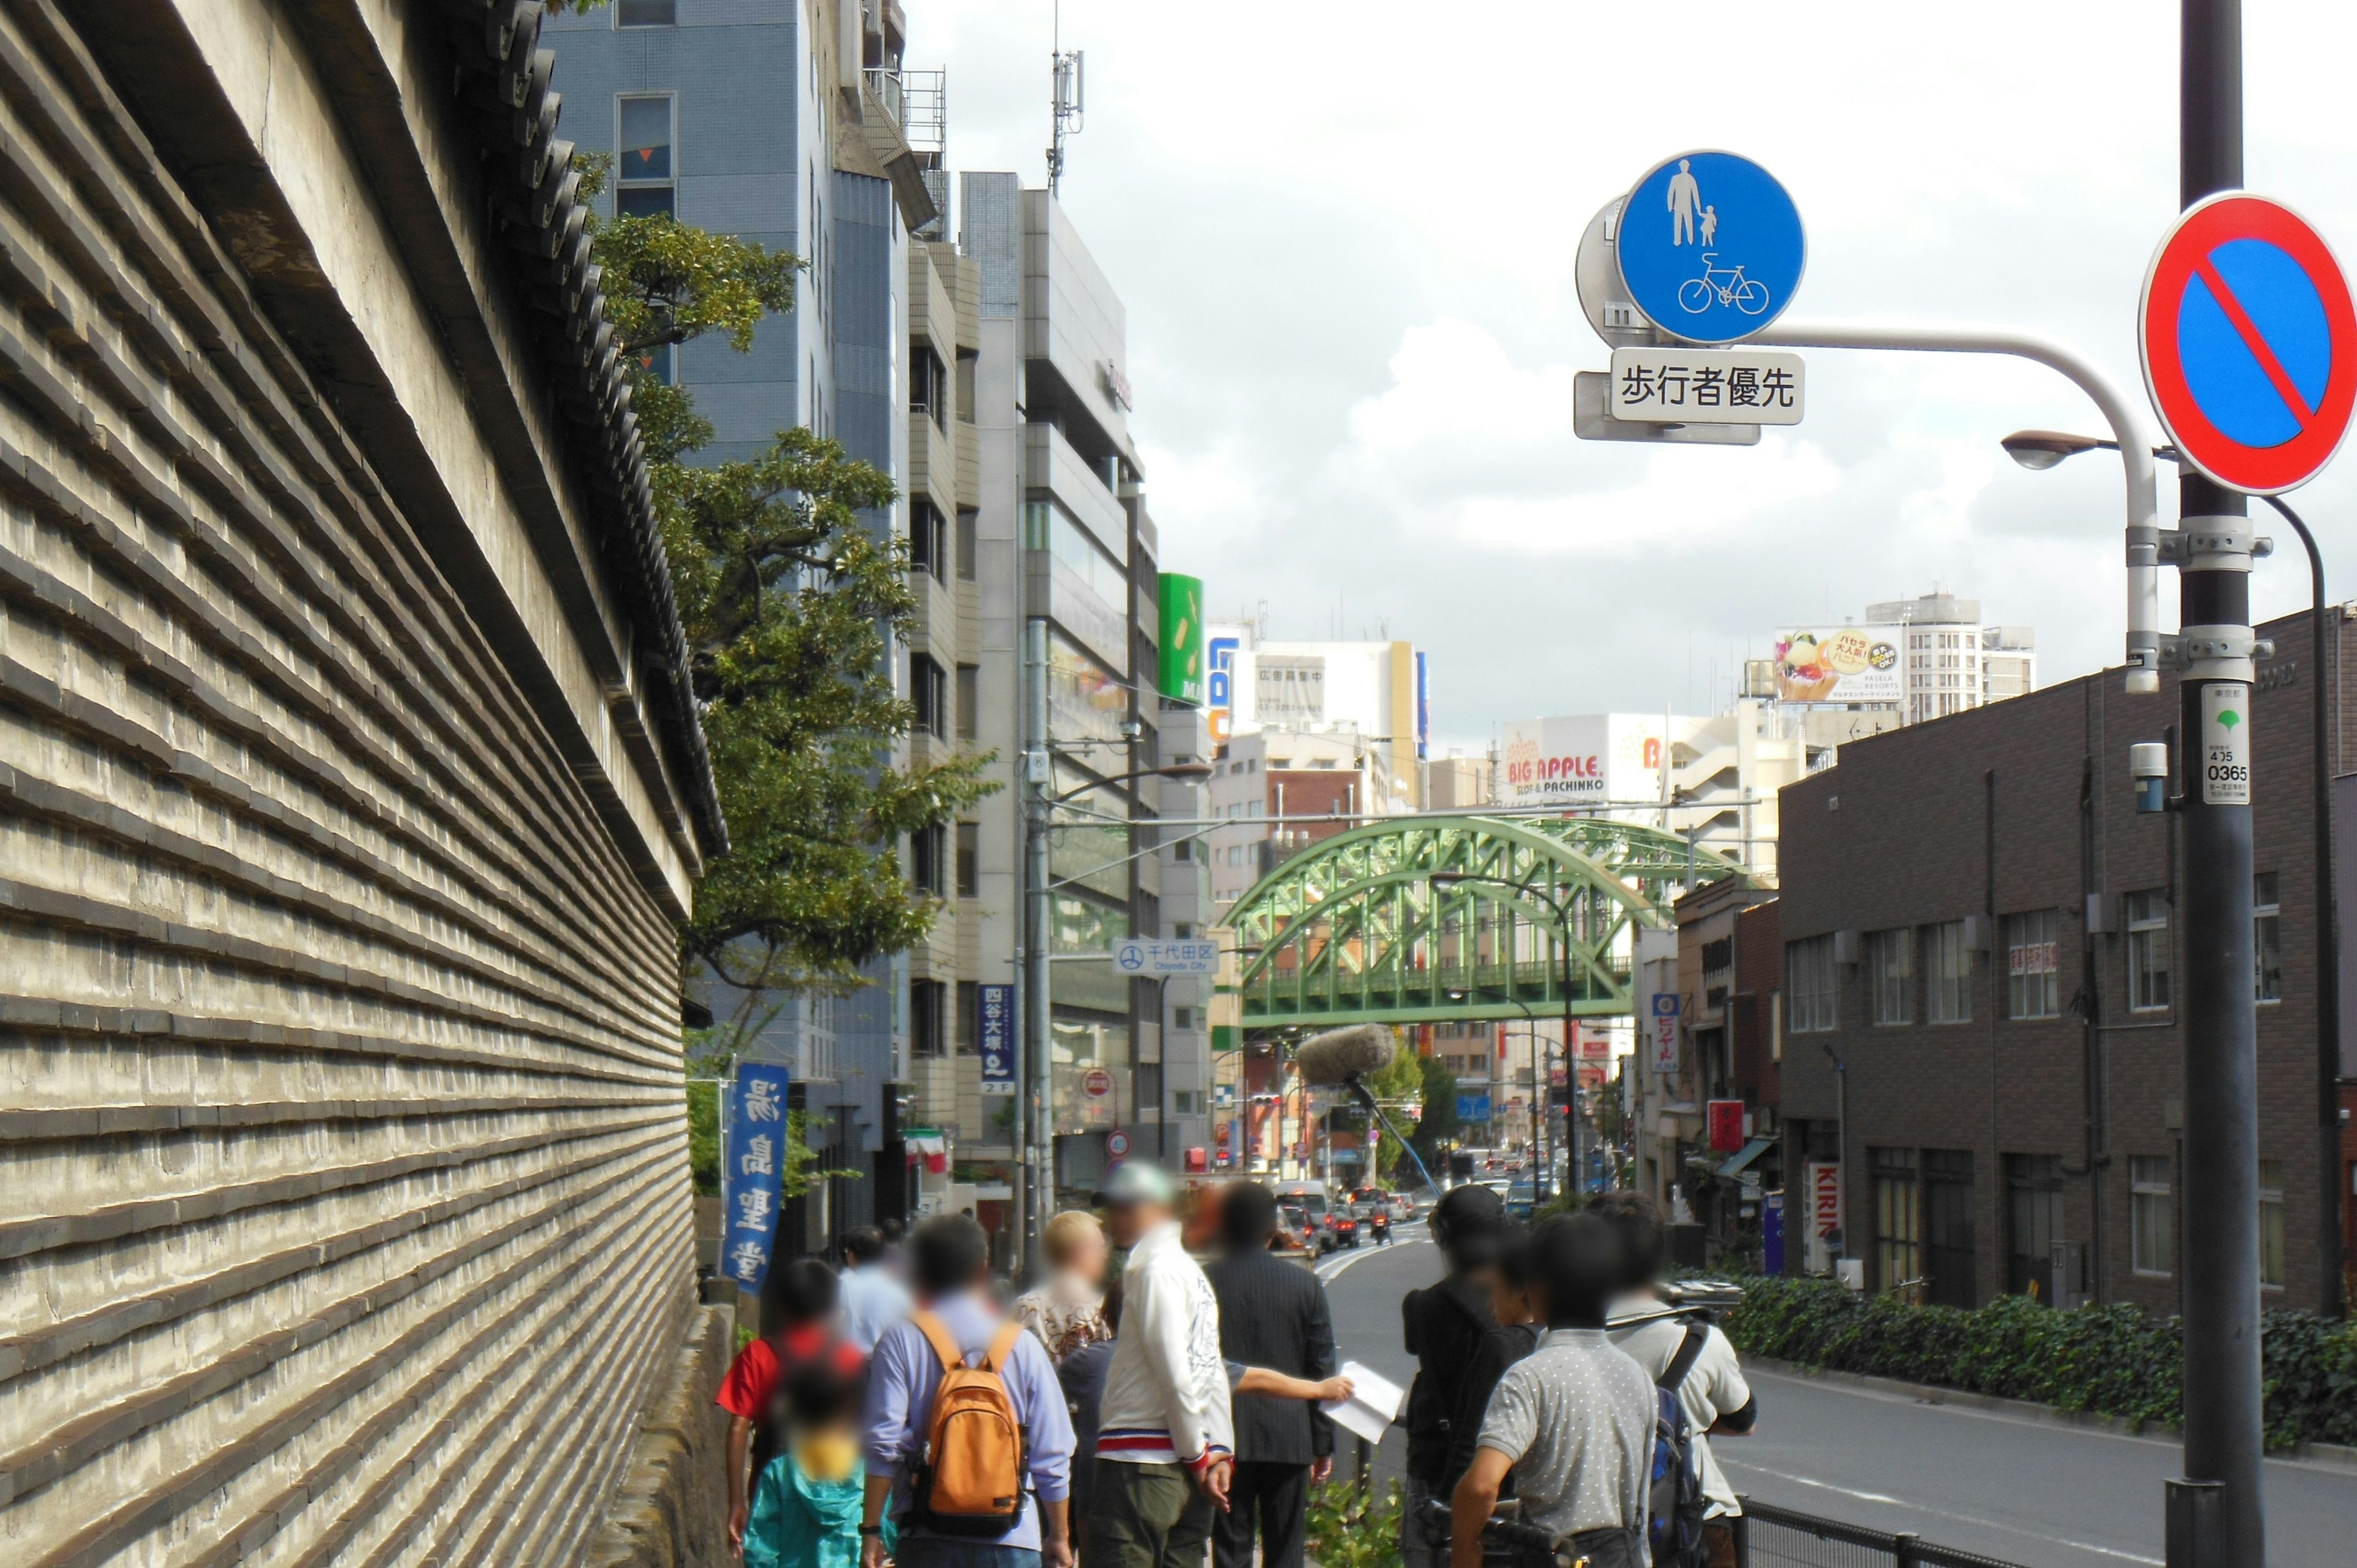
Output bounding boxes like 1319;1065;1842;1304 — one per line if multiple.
1024;616;1053;1281
1560;922;1578;1203
2261;496;2345;1319
1752;318;2163;692
2175;6;2264;1562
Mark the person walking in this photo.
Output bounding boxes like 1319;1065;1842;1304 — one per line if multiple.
1595;1192;1756;1568
1091;1163;1234;1568
861;1215;1077;1568
1450;1213;1657;1568
721;1260;870;1556
840;1226;915;1354
1015;1210;1113;1363
1399;1183;1507;1568
1202;1182;1341;1568
1442;1229;1540;1499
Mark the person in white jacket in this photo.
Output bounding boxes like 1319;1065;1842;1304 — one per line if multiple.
1089;1162;1235;1568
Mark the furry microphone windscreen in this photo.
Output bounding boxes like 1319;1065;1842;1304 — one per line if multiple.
1291;1024;1398;1085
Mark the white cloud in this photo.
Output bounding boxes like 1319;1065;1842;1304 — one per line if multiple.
913;0;2357;730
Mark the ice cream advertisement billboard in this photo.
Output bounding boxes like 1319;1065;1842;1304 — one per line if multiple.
1500;715;1666;806
1773;625;1902;703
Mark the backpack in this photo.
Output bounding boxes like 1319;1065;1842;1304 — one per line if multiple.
1646;1324;1711;1568
908;1313;1030;1537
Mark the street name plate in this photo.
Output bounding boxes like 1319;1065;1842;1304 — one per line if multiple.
1608;346;1805;425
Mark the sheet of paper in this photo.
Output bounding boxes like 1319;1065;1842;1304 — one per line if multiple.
1320;1359;1406;1448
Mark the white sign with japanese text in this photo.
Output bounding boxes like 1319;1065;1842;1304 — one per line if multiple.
1609;346;1805;425
1112;939;1220;975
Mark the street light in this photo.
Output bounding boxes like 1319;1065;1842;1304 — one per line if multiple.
1021;752;1216;1278
1430;870;1582;1204
2002;428;2343;1320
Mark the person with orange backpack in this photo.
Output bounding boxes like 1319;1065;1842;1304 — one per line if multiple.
861;1214;1077;1568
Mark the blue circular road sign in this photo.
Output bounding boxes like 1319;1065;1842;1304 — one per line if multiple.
1617;150;1806;344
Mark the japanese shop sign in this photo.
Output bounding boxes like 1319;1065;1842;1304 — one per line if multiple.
721;1060;791;1292
978;983;1017;1096
1609;347;1805;425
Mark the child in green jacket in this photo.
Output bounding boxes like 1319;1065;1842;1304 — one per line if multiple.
743;1346;892;1568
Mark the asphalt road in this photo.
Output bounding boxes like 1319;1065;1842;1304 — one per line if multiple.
1306;1234;2357;1568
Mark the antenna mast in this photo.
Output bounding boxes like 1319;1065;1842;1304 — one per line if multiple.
1047;1;1083;193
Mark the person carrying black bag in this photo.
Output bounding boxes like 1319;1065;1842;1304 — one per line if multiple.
1399;1184;1509;1568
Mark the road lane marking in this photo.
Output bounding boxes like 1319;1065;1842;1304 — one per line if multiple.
1719;1456;2163;1566
1315;1232;1430;1281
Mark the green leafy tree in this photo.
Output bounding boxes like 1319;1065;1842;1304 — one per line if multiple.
569;149;994;1056
1409;1053;1460;1170
1361;1040;1425;1183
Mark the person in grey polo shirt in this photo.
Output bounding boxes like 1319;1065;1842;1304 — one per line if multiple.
1449;1213;1655;1568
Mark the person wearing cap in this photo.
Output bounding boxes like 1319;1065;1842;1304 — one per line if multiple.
1399;1183;1509;1568
1089;1162;1236;1568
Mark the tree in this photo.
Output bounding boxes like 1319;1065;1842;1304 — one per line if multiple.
1361;1040;1426;1184
1409;1053;1461;1170
569;150;994;1061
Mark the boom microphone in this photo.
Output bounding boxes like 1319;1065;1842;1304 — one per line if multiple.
1292;1024;1398;1086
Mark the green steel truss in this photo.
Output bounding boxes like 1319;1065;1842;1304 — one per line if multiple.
1220;815;1742;1030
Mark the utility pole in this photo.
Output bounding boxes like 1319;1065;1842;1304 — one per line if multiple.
2173;4;2266;1563
1023;617;1053;1280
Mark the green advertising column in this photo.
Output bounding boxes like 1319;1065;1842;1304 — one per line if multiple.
1158;573;1204;705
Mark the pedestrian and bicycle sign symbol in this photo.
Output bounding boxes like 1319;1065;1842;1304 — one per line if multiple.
2140;192;2357;495
1617;150;1806;345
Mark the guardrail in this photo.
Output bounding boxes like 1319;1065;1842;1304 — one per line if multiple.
1736;1499;2034;1568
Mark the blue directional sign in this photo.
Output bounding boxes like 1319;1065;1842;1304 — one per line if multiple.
1617;151;1806;345
1457;1092;1492;1124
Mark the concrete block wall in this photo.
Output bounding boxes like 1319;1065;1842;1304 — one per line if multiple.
0;1;708;1562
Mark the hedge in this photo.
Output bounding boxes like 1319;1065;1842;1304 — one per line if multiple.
1723;1275;2357;1451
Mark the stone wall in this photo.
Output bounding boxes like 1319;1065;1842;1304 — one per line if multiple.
0;1;716;1562
584;1302;737;1568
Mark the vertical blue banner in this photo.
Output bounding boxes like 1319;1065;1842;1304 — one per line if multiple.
722;1059;791;1291
978;983;1016;1096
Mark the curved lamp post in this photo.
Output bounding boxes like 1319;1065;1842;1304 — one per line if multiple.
1430;870;1583;1204
2002;428;2342;1319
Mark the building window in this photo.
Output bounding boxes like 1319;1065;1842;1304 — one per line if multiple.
616;95;676;218
2259;1159;2285;1289
1873;1147;1922;1296
1787;934;1837;1033
911;654;948;738
630;341;675;386
956;663;980;740
910;501;946;581
956;350;978;423
911;978;945;1059
956;509;978;581
1173;1006;1195;1030
2254;872;2282;1003
1866;928;1913;1025
956;822;979;897
2126;890;2171;1013
956;980;978;1052
1172;1089;1199;1116
2005;910;2061;1020
615;0;676;25
2131;1154;2174;1275
911;345;949;432
1925;920;1972;1024
910;824;946;895
1171;836;1192;862
1922;1149;1977;1308
1770;989;1782;1061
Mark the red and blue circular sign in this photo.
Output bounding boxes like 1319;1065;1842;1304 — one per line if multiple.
2140;192;2357;495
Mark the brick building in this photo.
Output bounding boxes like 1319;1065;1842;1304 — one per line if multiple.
1777;607;2350;1317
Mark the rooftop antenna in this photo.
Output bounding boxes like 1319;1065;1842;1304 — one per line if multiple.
1047;1;1083;194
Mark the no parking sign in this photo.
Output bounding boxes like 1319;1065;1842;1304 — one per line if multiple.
2139;193;2357;493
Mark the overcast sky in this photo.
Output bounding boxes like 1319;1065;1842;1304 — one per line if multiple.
915;1;2357;753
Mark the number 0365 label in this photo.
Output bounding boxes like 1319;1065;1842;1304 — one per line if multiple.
2200;683;2252;806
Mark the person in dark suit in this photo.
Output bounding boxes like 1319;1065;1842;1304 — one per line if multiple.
1202;1181;1339;1568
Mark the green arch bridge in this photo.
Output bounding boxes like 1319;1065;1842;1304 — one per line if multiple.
1214;814;1744;1037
